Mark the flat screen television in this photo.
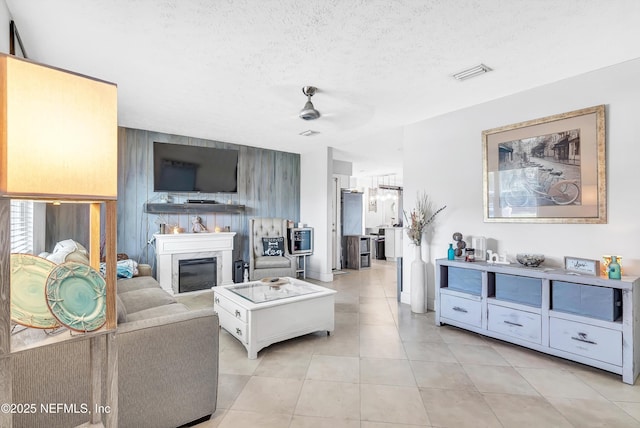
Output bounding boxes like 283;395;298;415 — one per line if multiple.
153;142;239;193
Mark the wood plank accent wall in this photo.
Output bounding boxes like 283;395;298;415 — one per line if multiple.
45;204;90;251
117;127;300;267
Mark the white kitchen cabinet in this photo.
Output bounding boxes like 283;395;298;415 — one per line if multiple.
383;227;403;260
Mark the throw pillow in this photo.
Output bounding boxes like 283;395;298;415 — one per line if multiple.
262;237;285;256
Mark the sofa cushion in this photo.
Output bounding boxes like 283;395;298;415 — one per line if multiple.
117;275;160;294
137;263;152;277
125;302;190;322
119;287;177;314
116;294;127;324
255;255;290;268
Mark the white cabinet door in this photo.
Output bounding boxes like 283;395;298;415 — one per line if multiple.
216;304;249;344
440;293;482;328
384;229;395;258
488;304;541;344
549;317;622;366
384;228;402;258
214;292;247;322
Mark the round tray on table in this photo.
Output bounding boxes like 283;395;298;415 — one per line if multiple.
260;277;289;288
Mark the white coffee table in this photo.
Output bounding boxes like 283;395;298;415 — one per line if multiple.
213;277;336;358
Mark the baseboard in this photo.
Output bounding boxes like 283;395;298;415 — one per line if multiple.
306;270;334;282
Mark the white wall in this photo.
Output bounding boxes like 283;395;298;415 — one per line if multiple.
1;0;11;53
360;185;401;229
402;58;640;309
333;159;352;176
301;147;334;282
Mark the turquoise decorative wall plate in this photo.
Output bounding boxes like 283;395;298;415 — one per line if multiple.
10;254;60;329
46;262;106;332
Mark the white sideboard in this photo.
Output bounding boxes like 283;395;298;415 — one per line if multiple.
154;232;236;294
435;258;640;384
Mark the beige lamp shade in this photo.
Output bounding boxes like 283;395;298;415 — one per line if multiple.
0;53;117;200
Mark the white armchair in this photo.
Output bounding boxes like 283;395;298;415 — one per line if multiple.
249;217;296;280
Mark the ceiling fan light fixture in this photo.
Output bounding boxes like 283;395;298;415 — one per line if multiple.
452;64;492;81
299;86;321;120
299;103;320;120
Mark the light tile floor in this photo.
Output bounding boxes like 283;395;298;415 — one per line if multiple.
194;260;640;428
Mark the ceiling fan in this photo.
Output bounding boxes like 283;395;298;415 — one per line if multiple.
299;86;320;120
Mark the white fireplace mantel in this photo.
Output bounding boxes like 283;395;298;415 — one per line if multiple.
154;232;236;294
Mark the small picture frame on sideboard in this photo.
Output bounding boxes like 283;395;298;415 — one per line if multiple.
564;256;600;276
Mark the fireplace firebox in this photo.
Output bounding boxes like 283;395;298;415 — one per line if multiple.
154;232;235;294
178;257;217;293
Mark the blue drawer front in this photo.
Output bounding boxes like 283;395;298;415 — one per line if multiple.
495;274;542;307
448;267;482;295
552;281;622;321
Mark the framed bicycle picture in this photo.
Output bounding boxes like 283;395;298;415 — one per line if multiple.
482;105;606;223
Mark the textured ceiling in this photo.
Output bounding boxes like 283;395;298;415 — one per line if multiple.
5;0;640;179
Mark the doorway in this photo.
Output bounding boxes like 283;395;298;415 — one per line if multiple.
332;177;339;270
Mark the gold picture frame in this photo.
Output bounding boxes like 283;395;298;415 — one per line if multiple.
482;105;606;223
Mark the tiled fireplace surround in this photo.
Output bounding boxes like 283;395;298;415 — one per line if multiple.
154;232;236;294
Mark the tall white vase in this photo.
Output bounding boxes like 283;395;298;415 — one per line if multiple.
410;244;427;313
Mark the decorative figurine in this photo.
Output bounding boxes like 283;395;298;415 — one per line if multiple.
452;232;466;257
191;216;208;233
487;250;510;265
243;262;250;282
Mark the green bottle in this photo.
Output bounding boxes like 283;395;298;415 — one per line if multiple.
608;256;621;280
447;243;455;260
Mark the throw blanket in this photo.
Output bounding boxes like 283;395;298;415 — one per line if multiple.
100;259;139;278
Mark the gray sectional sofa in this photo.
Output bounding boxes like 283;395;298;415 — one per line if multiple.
12;275;219;428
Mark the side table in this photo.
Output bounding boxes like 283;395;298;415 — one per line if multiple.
294;254;309;279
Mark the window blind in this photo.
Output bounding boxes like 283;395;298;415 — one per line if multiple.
10;200;34;254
